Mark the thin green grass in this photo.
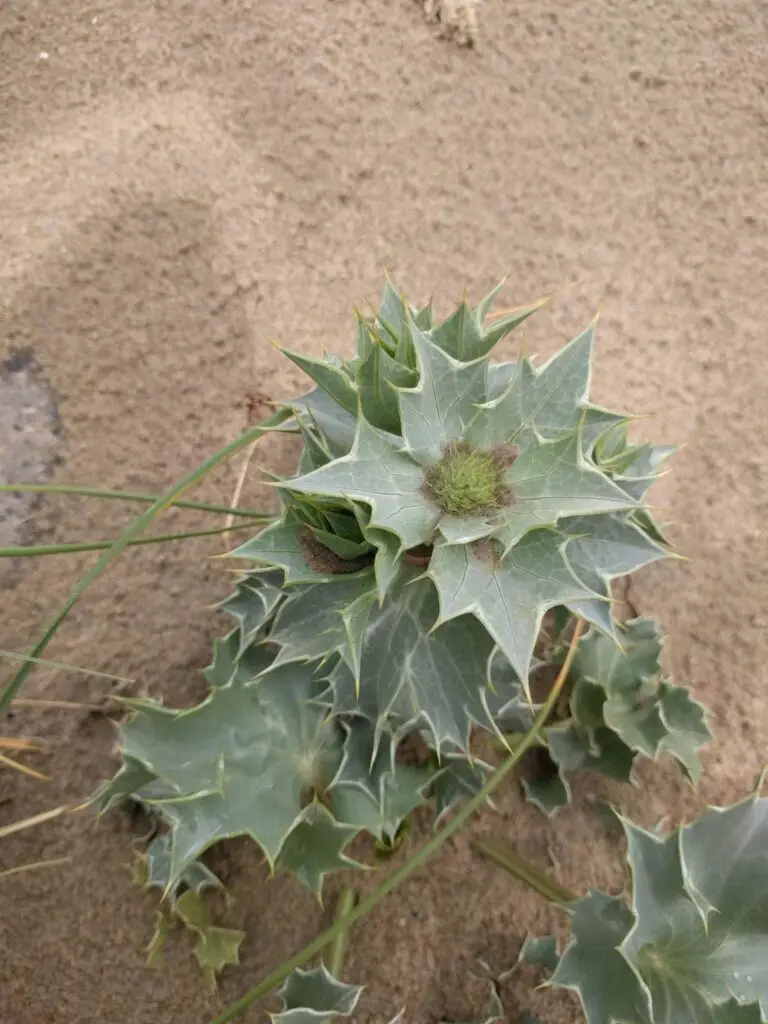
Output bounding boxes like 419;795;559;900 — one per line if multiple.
0;482;275;520
0;520;265;558
0;409;292;716
0;649;134;685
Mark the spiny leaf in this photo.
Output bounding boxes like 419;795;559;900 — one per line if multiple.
600;436;677;502
571;620;712;782
276;803;363;897
516;935;561;973
281;416;439;553
290;386;357;458
202;628;276;688
357;340;418;434
352;314;378;363
281;348;358;417
521;751;571;818
269;574;377;672
466;323;596;446
540;790;768;1023
431;298;485;363
655;680;711;781
146;907;172;969
136;836;243;987
218;571;283;653
432;285;544;362
479;295;550;353
377;279;408;347
552;891;653;1024
490;431;639;552
413;301;433;330
141;833;224;900
231;509;360;584
429;529;602;683
631;506;673;548
297;418;335;472
561;515;666;637
398;319;488;467
103;663;344;885
271;964;362;1024
430;753;493;823
330;719;435;841
361;523;401;603
174;890;244;990
94;755;156;813
580;406;630;455
306;527;372;561
547;722;636;783
336;568;499;754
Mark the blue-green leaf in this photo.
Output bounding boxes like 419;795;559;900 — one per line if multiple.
271;965;362;1024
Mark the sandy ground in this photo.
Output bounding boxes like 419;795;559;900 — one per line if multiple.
1;1;767;1021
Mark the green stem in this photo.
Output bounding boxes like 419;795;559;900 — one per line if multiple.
0;408;292;717
208;621;585;1024
0;482;275;520
326;887;357;978
0;649;134;684
472;838;576;906
0;520;266;558
491;731;547;755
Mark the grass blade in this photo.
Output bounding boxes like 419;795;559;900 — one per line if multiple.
473;838;576;906
0;805;69;840
0;482;275;520
0;737;42;752
0;856;71;881
0;649;134;685
0;520;266;559
0;751;50;781
208;621;585;1024
12;697;104;712
327;886;357;978
0;408;292;717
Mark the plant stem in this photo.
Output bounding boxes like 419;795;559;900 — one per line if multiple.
473;838;576;906
0;751;50;780
0;483;274;520
0;408;292;717
327;887;358;978
0;520;264;558
491;731;547;755
0;804;69;840
208;620;585;1024
0;856;71;881
12;697;104;712
0;649;134;685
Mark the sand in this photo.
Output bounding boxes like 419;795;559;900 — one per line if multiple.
1;0;767;1021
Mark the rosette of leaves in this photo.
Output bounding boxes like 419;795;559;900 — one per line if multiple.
96;280;676;904
523;618;712;816
516;785;768;1023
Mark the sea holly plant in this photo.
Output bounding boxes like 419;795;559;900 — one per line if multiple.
95;279;687;901
85;278;719;1006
